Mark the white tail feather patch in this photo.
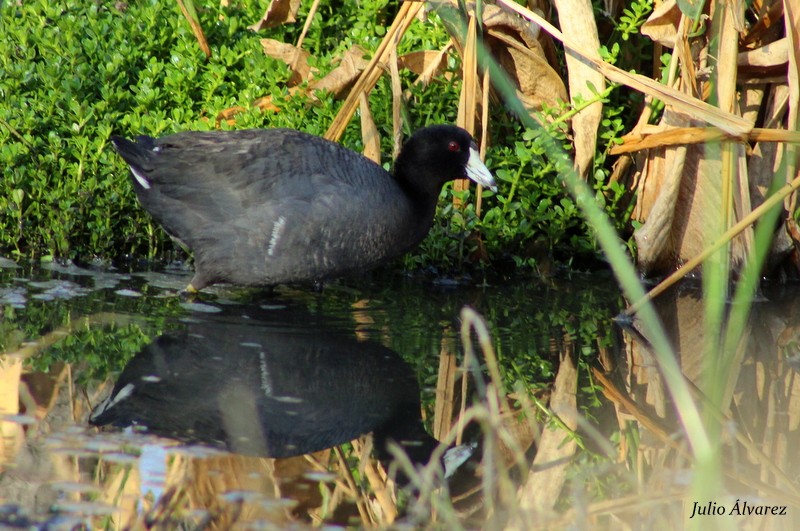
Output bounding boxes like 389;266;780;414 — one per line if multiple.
90;382;136;421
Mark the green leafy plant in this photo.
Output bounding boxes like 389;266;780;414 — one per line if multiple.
0;0;618;275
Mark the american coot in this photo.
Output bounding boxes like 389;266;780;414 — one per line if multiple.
111;125;496;291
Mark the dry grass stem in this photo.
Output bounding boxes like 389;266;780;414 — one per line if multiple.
611;126;800;154
294;0;320;50
389;46;403;159
325;1;423;142
454;14;479;201
359;92;381;163
176;0;210;58
550;0;604;178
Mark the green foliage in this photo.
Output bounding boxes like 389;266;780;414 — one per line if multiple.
0;0;649;275
615;0;654;42
0;0;455;263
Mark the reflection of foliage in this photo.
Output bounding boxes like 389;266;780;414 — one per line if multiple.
326;273;622;426
26;324;152;384
0;265;186;382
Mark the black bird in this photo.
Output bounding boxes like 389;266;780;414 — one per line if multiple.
111;126;496;292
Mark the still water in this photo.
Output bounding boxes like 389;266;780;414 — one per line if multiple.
1;258;799;529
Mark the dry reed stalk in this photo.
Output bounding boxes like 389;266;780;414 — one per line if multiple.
550;0;605;178
455;13;478;131
476;68;491;217
454;14;479;203
611;126;800;154
294;0;320;50
325;1;423;142
176;0;210;58
361;456;397;524
624;166;800;314
433;334;458;442
719;1;753;280
495;0;753;135
359;92;381;163
784;0;800;211
389;46;403;159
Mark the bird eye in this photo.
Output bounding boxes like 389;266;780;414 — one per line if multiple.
447;141;460;152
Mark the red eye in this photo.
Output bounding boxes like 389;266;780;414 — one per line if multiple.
448;141;460;152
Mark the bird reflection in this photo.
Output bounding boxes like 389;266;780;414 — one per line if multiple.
90;308;471;477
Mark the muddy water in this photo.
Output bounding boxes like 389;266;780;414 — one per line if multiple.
1;259;799;528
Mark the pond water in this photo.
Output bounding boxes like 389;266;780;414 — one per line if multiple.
1;258;799;529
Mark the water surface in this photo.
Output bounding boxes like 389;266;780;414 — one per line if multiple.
1;260;798;528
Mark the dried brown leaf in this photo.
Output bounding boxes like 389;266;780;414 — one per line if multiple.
311;46;370;98
217;88;301;126
249;0;300;31
640;0;681;48
486;30;567;109
252;95;283;113
738;38;789;68
482;4;567;110
260;39;315;86
216;105;248;126
397;50;446;78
